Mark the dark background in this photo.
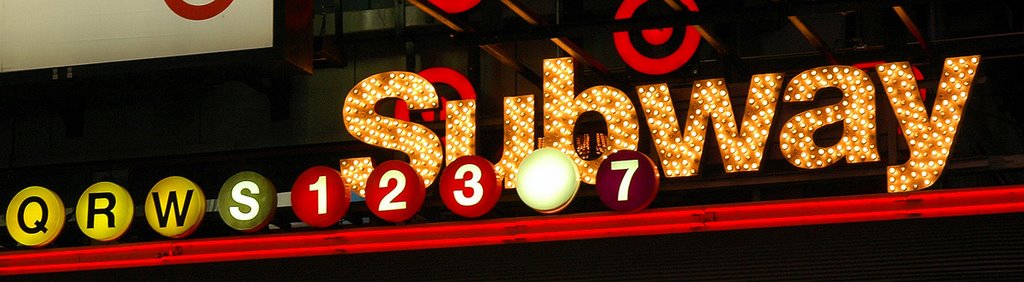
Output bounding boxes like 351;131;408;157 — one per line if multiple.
1;0;1023;278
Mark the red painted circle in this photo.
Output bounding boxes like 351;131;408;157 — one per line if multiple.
394;67;477;123
426;0;481;14
365;161;426;223
291;166;350;228
613;0;701;75
595;150;660;212
165;0;234;21
641;27;674;45
439;156;500;218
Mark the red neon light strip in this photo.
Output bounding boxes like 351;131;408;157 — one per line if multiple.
2;185;1024;276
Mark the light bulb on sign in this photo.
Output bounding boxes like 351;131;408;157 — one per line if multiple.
542;57;639;185
445;100;477;164
780;65;879;169
878;56;980;192
637;74;783;177
341;71;444;196
515;148;580;214
495;95;536;189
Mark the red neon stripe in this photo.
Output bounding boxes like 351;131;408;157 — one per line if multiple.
2;185;1024;276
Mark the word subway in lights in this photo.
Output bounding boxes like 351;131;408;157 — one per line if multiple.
341;55;980;195
3;55;980;248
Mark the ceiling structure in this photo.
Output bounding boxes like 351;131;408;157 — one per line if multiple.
0;0;1022;252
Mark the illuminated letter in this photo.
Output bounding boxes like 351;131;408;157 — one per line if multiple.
342;72;444;196
543;57;640;184
145;176;206;238
780;66;879;169
77;182;134;242
229;181;260;221
877;56;980;192
496;96;535;188
18;197;49;234
151;190;194;228
87;192;116;228
445;100;477;164
638;74;783;176
445;96;535;188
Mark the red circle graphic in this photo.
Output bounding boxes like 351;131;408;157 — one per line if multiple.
613;0;701;75
427;0;481;14
394;67;477;123
165;0;234;21
641;27;674;46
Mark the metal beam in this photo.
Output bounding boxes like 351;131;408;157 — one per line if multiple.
499;0;609;75
893;6;930;53
406;0;542;86
661;0;748;79
788;16;839;64
663;0;729;56
458;0;939;46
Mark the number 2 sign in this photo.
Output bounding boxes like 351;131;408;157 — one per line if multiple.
366;161;426;223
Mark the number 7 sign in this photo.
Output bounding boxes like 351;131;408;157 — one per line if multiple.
595;150;660;212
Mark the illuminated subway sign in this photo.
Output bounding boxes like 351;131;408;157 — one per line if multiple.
2;55;980;247
341;55;981;195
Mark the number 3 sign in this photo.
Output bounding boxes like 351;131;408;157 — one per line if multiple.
439;156;500;218
595;150;660;212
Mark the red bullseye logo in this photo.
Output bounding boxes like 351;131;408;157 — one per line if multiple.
394;67;477;123
427;0;480;14
165;0;234;21
614;0;701;75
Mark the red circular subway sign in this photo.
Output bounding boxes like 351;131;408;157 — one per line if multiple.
613;0;701;75
291;166;350;228
366;161;426;223
439;156;500;218
165;0;233;21
595;150;660;212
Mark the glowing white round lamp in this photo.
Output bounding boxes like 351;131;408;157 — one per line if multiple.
515;148;581;213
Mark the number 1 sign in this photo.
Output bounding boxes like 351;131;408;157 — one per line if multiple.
291;166;350;228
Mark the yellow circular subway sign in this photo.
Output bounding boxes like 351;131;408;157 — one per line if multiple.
75;182;134;242
5;186;66;247
145;176;206;238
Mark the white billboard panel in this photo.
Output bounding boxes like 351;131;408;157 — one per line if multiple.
1;0;274;73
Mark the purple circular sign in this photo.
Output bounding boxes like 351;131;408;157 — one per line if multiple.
596;150;660;212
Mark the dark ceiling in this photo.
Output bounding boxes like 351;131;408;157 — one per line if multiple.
0;0;1022;253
